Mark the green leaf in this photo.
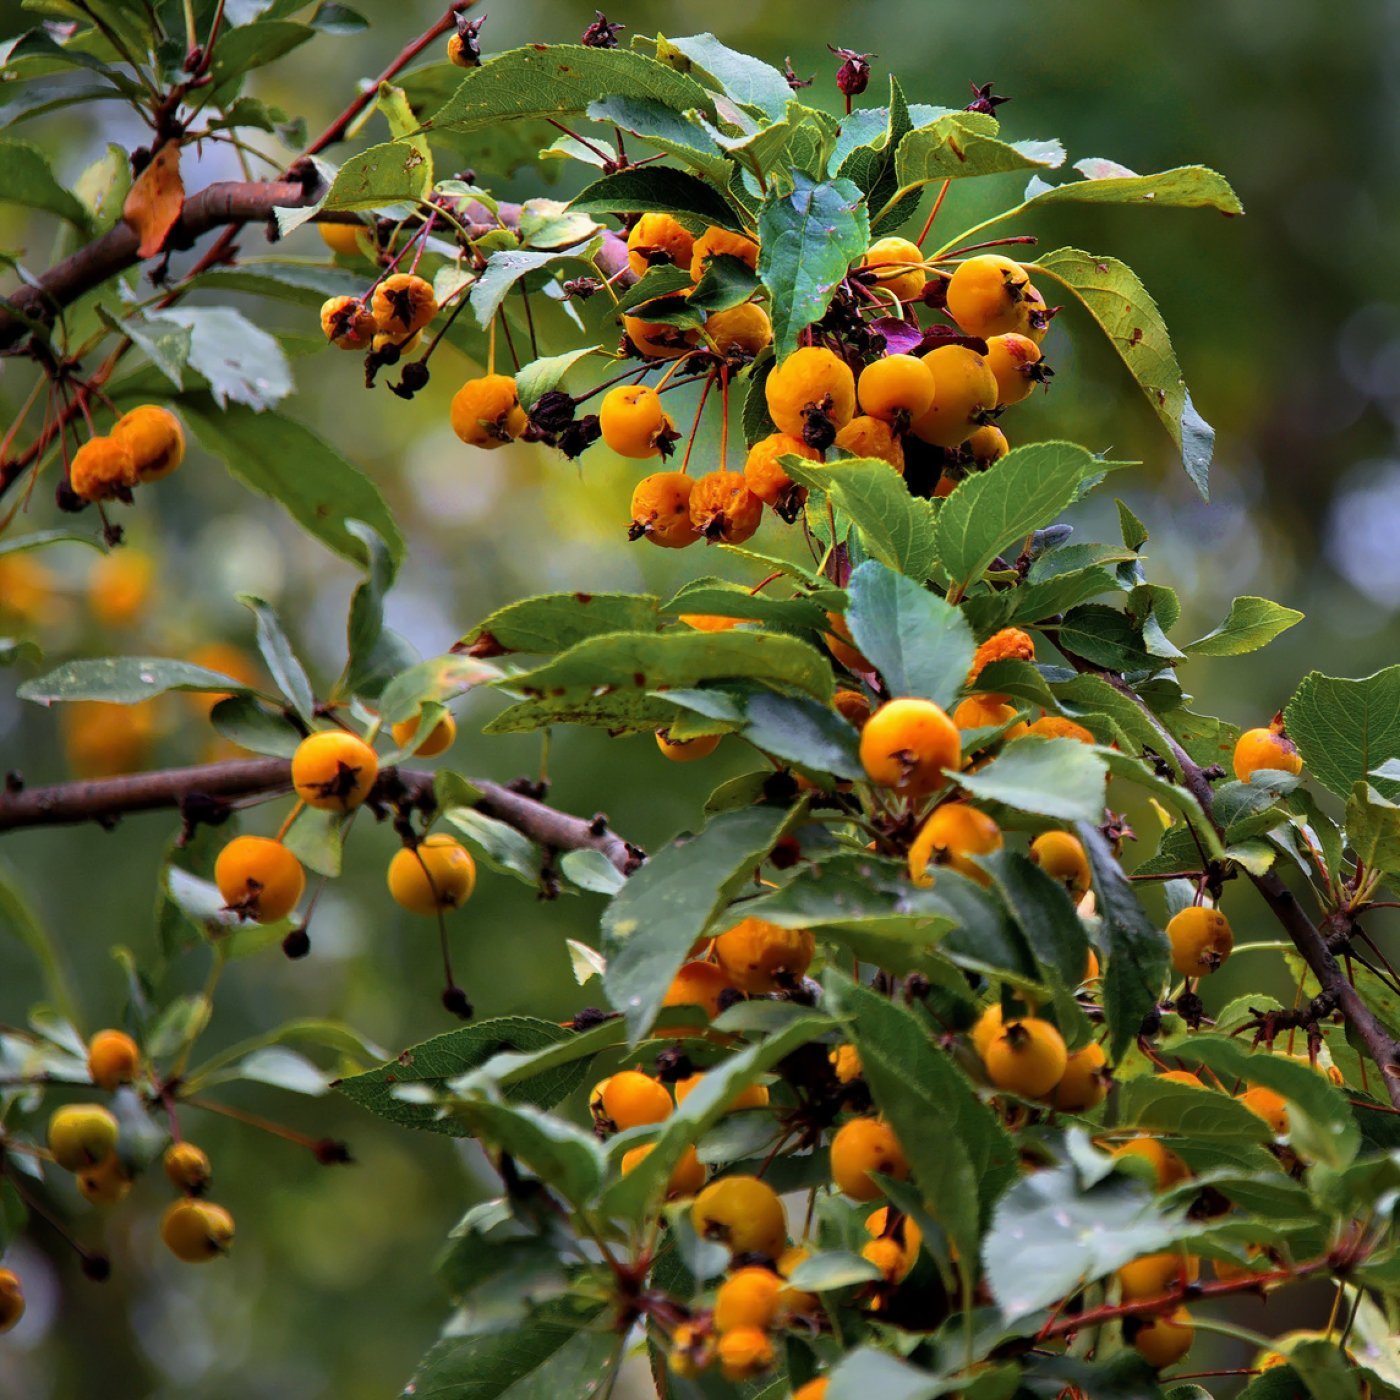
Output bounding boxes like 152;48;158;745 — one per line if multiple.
444;808;543;887
239;594;315;724
1164;1033;1359;1167
1345;783;1400;875
101;308;191;389
17;657;259;705
282;806;343;879
603;804;803;1041
570;165;741;234
1023;162;1243;215
323;139;432;211
143;307;292;410
846;559;974;709
452;1097;606;1206
982;852;1089;993
465;592;660;654
838;76;913;218
895;111;1064;193
983;1151;1188;1322
177;400;403;569
1116;1077;1272;1142
782;458;937;580
827;972;1015;1262
1285;667;1400;802
210;19;313;100
1033;248;1212;499
0;865;81;1028
827;1348;942;1400
402;1298;613;1400
513;346;602;408
584;96;731;185
470;240;602;328
194;258;365;308
344;520;399;696
689;253;761;313
662;578;826;633
1185;596;1304;657
1076;823;1169;1060
0;137;93;229
336;1017;587;1134
1054;604;1155;673
378;654;499;725
758;173;869;360
955;736;1109;823
660;33;793;120
934;441;1108;596
423;44;715;136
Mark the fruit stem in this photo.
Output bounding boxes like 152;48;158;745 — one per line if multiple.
915;180;951;248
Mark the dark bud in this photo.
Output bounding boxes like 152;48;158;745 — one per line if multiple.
770;836;801;871
55;480;87;513
529;389;577;436
102;519;126;548
130;147;151;177
390;360;431;400
312;1138;353;1166
966;81;1010;116
904;973;932;1003
783;56;814;90
762;770;800;805
282;927;311;960
654;1047;693;1083
562;276;602;301
1176;990;1205;1030
581;11;624;47
442;986;474;1020
730;1249;779;1270
1139;1006;1163;1038
569;1007;616;1032
829;46;874;98
556;413;601;460
80;1253;112;1282
4;772;22;794
716;986;746;1014
800;400;839;452
453;14;486;64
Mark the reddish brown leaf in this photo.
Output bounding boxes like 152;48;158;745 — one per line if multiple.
123;143;184;259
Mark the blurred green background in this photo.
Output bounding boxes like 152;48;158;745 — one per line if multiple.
1;0;1397;1394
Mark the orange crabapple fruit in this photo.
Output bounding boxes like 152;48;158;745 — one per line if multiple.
835;414;904;472
600;1070;673;1130
214;836;305;923
717;1326;774;1382
87;1030;140;1091
620;1143;706;1198
968;626;1035;692
859;697;961;797
675;1072;769;1114
691;1175;787;1258
48;1104;120;1171
626;213;695;279
743;432;820;519
291;730;379;811
0;1271;23;1334
386;834;477;916
690;226;759;282
87;549;154;628
390;709;456;757
1166;906;1233;977
861;236;927;303
1050;1042;1109;1111
320;295;376;350
656;729;721;762
910;345;998;448
907;803;1002;888
629;472;700;548
164;1141;213;1195
857;353;936;426
1029;831;1091;895
830;1117;909;1201
863;1206;922;1282
450;374;528;449
830;1043;863;1083
1111;1135;1191;1190
111;405;184;482
1238;1085;1289;1136
622;304;700;360
713;917;814;994
599;384;675;459
984;333;1047;406
824;612;872;672
834;688;872;729
714;1266;783;1333
688;470;764;544
1130;1308;1194;1369
1117;1251;1200;1301
1233;726;1303;782
765;346;856;448
705;303;772;358
662;960;734;1027
953;695;1029;739
966;423;1010;467
70;436;136;502
981;1016;1068;1098
371;272;436;338
161;1198;235;1262
318;221;365;257
1027;715;1096;745
77;1153;132;1206
945;254;1032;338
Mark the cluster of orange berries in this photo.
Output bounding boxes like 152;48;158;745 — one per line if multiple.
212;717;473;941
319;269;439;361
67;404;185;505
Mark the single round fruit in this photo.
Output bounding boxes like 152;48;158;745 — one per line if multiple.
824;612;871;673
691;1175;787;1257
776;1246;821;1318
953;695;1028;740
689;471;763;544
966;424;1009;467
690;226;759;282
626;213;695;279
717;1325;774;1382
446;31;476;67
601;1070;673;1130
1051;1041;1109;1111
0;1270;24;1334
164;1141;213;1195
972;1001;1033;1057
675;1072;769;1114
945;254;1032;338
1131;1307;1194;1369
679;613;743;633
743;432;820;518
371;272;436;337
907;803;1002;888
629;472;700;548
318;221;365;257
372;328;420;356
1117;1250;1199;1301
1159;1070;1206;1090
1111;1135;1190;1190
985;333;1046;406
765;347;856;449
857;353;936;425
623;300;699;359
87;1029;140;1091
835;414;904;472
112;405;185;482
968;626;1036;691
1238;1085;1289;1136
834;689;872;730
863;1206;922;1281
830;1117;909;1201
49;1103;120;1171
859;697;961;797
620;1142;706;1197
78;1152;132;1205
387;833;477;916
1233;726;1303;782
663;961;734;1025
713;917;814;994
291;730;379;811
214;835;305;923
1029;831;1091;896
161;1198;235;1262
391;709;456;757
1166;906;1233;977
450;374;528;449
599;384;675;459
714;1265;782;1332
862;236;927;303
981;1017;1068;1098
1016;284;1054;342
320;295;376;350
656;729;720;762
1027;715;1096;745
70;436;136;502
706;303;772;359
910;346;998;447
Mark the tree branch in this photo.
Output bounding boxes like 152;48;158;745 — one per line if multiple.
0;758;643;875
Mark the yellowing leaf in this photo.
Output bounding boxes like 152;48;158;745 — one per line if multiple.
123;143;184;259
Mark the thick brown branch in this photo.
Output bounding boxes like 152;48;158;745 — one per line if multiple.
0;180;312;350
0;759;642;875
